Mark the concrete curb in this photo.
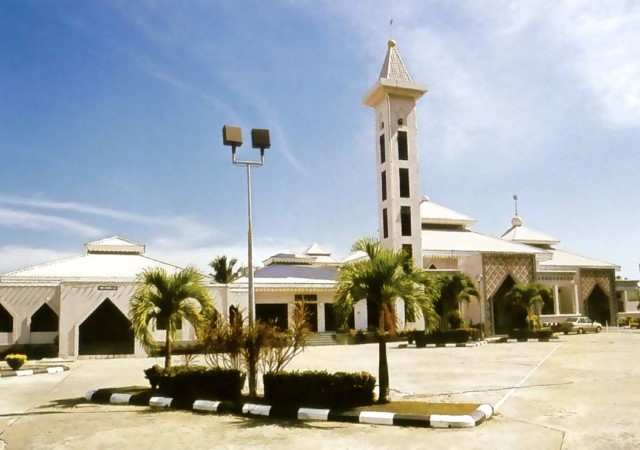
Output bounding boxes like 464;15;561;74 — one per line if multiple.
404;340;489;349
85;390;493;428
0;366;68;378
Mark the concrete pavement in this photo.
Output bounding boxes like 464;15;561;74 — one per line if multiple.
1;331;639;449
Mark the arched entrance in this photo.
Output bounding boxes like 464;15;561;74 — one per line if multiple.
586;284;611;325
491;275;516;335
79;299;134;355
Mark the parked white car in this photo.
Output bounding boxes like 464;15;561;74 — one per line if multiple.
559;317;603;334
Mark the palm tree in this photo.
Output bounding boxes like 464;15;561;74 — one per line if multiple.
334;237;438;404
436;273;480;329
505;282;552;331
129;266;214;370
210;255;241;284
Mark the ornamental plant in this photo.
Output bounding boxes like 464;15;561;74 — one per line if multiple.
5;354;27;370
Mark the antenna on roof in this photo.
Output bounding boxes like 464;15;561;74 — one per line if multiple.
390;19;394;40
513;194;519;217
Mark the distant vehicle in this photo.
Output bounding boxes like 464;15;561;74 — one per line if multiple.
559;317;602;334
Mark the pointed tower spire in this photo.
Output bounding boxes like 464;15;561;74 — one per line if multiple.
379;40;413;82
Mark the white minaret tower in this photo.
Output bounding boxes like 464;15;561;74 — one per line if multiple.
363;40;427;268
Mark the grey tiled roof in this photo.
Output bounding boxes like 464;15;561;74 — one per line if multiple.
254;264;338;280
379;40;412;82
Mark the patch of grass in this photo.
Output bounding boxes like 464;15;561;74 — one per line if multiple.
101;386;149;394
354;401;479;416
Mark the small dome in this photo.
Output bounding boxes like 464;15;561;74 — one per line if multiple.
387;39;396;48
422;195;431;202
511;216;523;227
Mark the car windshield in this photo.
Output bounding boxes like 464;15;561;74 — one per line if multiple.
567;318;579;323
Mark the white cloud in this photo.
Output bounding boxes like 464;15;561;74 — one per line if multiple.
0;207;103;237
0;194;225;247
144;236;309;274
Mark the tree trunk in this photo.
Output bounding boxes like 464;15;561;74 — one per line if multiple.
248;343;257;399
377;336;390;404
164;330;172;371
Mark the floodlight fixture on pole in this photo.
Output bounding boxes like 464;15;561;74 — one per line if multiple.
221;125;270;327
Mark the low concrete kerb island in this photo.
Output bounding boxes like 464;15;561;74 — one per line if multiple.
0;366;68;378
84;390;493;429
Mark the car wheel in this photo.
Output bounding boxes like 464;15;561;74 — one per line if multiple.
596;326;602;333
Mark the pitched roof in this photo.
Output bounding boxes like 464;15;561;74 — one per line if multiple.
254;265;338;281
422;228;549;260
379;39;412;82
85;236;145;254
420;196;476;227
500;216;560;246
538;248;619;271
1;236;181;282
363;40;428;106
304;243;331;256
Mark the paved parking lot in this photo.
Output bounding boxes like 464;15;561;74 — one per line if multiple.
1;331;639;449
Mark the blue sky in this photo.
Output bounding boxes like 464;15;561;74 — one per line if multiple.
0;0;638;279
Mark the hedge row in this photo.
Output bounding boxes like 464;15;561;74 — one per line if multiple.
263;370;376;408
145;365;245;401
408;328;481;347
508;328;555;341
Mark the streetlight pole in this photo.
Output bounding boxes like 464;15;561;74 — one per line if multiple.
222;125;270;398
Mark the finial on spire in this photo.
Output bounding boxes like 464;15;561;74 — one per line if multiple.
513;194;519;217
390;19;394;40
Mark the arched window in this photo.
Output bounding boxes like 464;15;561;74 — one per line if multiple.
31;303;59;332
0;303;12;332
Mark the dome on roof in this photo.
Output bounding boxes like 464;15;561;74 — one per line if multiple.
511;216;523;227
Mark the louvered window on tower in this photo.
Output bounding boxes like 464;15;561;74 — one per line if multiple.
381;171;387;201
379;134;386;163
382;208;389;238
399;168;410;198
398;131;408;160
400;206;411;236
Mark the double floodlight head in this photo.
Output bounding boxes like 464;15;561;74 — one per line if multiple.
222;125;271;152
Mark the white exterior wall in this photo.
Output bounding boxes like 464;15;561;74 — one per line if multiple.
372;95;424;268
459;254;484;327
354;299;368;330
58;282;141;357
423;257;458;270
0;285;60;348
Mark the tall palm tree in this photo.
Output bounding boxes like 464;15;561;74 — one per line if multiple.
129;266;214;370
210;255;241;284
437;273;480;329
334;237;438;404
505;282;552;331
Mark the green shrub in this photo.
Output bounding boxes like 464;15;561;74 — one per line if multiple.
144;364;163;389
1;343;57;360
409;328;481;347
263;370;376;408
148;365;245;401
447;310;465;330
508;328;555;341
5;354;27;370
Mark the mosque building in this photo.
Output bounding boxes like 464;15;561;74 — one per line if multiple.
0;40;636;357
